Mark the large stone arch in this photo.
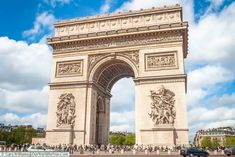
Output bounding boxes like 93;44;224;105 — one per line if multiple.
87;54;138;144
88;54;138;92
38;5;190;146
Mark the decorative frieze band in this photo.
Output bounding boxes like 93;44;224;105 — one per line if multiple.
145;51;178;71
52;31;183;53
55;60;83;77
55;8;181;37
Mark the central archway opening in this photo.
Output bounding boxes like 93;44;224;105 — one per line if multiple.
92;59;136;145
110;78;135;145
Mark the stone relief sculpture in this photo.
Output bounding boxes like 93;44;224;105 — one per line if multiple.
56;93;76;127
123;51;139;67
56;60;82;77
54;10;181;37
146;53;176;70
88;54;106;72
149;86;176;125
52;32;183;52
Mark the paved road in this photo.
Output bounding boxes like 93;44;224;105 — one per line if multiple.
71;155;227;157
70;152;228;157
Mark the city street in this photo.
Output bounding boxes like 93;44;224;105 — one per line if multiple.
71;155;228;157
70;151;228;157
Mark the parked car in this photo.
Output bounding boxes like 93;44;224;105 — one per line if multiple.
180;147;209;157
27;145;53;151
224;146;235;156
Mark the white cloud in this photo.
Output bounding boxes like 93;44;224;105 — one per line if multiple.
116;0;194;25
100;0;112;14
189;107;235;124
187;65;234;107
188;65;233;89
205;0;225;14
43;0;72;8
23;12;56;41
110;78;135;132
184;2;235;140
110;111;135;132
209;93;235;107
0;86;49;114
0;37;52;90
0;113;47;128
188;106;235;139
0;37;51;127
205;120;235;129
111;78;135;112
187;2;235;71
208;0;225;7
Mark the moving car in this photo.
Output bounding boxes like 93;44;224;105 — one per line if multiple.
180;147;209;157
224;146;235;156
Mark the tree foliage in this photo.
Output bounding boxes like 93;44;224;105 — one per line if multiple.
201;137;212;148
109;132;135;145
109;133;125;145
0;127;37;144
224;136;235;146
211;138;220;148
124;133;135;145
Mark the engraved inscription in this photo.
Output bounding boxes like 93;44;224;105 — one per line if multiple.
56;60;83;77
145;52;177;71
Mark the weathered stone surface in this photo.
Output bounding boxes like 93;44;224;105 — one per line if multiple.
39;4;189;146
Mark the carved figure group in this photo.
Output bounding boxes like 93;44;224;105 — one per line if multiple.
56;93;76;127
58;62;81;75
147;54;175;69
149;85;176;125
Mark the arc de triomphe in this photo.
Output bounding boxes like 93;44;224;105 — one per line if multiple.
42;5;189;146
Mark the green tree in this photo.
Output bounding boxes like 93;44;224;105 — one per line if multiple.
0;130;9;143
211;138;220;148
124;133;135;145
0;127;37;144
109;133;126;145
24;128;37;143
201;137;212;148
224;136;235;147
10;127;26;144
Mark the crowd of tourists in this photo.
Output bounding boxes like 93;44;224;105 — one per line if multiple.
0;143;185;154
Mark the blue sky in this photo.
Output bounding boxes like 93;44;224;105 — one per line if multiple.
0;0;235;141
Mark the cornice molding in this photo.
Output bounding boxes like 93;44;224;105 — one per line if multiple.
53;5;183;37
46;129;85;132
48;22;187;43
55;5;182;26
49;25;188;58
140;128;189;131
49;81;88;90
134;74;187;85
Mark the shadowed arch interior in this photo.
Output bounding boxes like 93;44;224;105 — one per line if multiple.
93;59;135;92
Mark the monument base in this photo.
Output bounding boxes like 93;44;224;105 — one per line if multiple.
140;125;180;146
